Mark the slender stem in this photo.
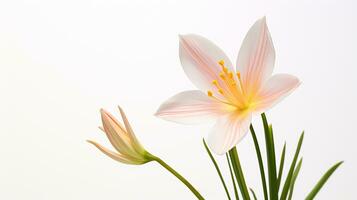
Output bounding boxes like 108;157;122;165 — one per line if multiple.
226;154;239;200
229;147;250;200
277;142;286;192
203;139;231;200
151;156;204;200
261;113;278;200
249;188;258;200
250;124;268;200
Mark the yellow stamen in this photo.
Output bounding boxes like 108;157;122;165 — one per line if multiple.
219;73;226;80
222;66;228;73
212;80;218;86
228;72;233;79
207;60;249;108
218;60;228;73
236;71;241;80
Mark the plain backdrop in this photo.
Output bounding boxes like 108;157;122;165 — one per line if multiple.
0;0;356;199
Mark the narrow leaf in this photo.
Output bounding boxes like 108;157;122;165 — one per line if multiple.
305;161;343;200
288;158;303;200
261;113;278;200
277;142;286;192
250;124;269;200
280;132;304;200
203;139;231;200
226;154;239;200
250;188;258;200
229;147;251;200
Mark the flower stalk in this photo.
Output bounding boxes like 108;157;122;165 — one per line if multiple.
147;154;205;200
88;106;204;199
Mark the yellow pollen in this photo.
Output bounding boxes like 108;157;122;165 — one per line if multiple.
228;72;233;78
222;66;228;73
218;60;228;73
207;60;248;107
219;73;226;80
236;72;241;79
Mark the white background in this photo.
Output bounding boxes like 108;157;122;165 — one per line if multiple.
0;0;356;199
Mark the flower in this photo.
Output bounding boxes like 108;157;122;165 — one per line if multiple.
155;17;300;154
88;106;152;165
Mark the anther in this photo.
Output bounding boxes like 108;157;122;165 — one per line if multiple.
228;72;233;79
218;89;224;94
218;60;225;67
207;90;213;97
236;72;241;79
212;80;218;86
219;73;226;80
222;66;228;73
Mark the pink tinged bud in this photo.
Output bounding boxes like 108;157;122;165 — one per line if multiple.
88;106;152;165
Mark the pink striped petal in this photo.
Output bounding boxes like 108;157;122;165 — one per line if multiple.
179;34;234;92
117;106;145;154
207;113;252;155
236;17;275;95
100;109;135;155
155;90;234;124
254;74;300;113
87;140;144;165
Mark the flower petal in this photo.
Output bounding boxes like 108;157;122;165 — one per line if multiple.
236;17;275;95
179;34;234;92
87;140;144;165
117;106;145;153
207;113;252;155
254;74;300;113
156;90;234;124
100;109;137;156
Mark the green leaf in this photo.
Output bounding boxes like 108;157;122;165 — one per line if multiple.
280;132;304;200
261;113;278;200
305;161;343;200
250;124;268;200
226;154;239;200
203;139;231;200
277;142;286;192
229;147;251;200
288;158;303;200
250;188;258;200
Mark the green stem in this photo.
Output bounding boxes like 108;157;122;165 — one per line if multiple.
151;156;204;200
250;124;268;200
261;113;278;200
203;139;231;200
226;154;240;200
229;147;250;200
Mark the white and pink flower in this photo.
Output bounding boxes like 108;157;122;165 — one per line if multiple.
156;17;300;155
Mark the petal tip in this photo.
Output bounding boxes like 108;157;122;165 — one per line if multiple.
261;16;267;22
153;110;161;117
100;108;107;115
87;139;96;145
117;105;125;116
100;109;109;120
178;34;188;42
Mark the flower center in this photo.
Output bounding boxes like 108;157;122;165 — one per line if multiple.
207;60;253;113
